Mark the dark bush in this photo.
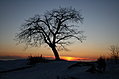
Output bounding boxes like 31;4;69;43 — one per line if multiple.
27;55;48;65
97;57;106;72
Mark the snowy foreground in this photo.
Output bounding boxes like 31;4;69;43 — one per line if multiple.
0;59;119;79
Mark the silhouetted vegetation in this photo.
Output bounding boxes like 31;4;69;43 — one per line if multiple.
15;7;85;60
97;57;106;72
109;45;119;64
27;55;48;65
85;57;107;73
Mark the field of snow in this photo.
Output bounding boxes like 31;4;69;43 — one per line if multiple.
0;59;119;79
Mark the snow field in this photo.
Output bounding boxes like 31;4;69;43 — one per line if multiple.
0;60;119;79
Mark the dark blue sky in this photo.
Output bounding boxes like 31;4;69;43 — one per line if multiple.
0;0;119;58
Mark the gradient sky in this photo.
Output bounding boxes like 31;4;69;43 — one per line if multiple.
0;0;119;60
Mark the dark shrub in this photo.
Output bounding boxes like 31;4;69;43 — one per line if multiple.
27;55;48;65
97;57;106;72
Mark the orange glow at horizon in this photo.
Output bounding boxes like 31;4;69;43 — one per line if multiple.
61;56;78;61
44;56;97;61
61;56;97;61
0;52;97;61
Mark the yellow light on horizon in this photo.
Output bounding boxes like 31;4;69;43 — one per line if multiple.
61;56;76;61
64;57;73;61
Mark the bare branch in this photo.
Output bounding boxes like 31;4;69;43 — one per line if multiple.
15;7;85;52
109;45;119;64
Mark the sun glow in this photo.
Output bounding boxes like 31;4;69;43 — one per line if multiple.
43;56;97;61
63;57;73;61
61;56;78;61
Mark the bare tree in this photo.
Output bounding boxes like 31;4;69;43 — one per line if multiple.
109;45;119;64
15;7;85;60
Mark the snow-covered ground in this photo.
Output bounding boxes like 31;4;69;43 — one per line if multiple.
0;59;119;79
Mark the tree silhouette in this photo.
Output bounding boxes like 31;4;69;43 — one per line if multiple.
109;45;119;64
15;7;85;60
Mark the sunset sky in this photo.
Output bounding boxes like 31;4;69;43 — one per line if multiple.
0;0;119;61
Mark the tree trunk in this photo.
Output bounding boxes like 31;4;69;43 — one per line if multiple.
51;46;60;60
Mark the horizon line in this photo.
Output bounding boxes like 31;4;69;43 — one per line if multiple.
0;55;97;61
